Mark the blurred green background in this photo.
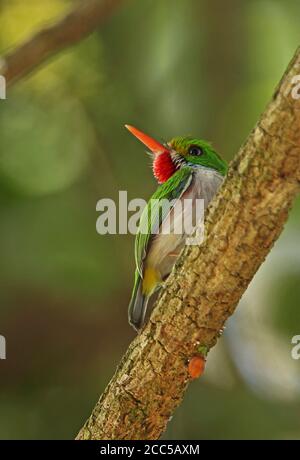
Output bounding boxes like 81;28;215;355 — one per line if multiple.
0;0;300;440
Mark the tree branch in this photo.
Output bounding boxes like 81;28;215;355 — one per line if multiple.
76;46;300;440
0;0;125;86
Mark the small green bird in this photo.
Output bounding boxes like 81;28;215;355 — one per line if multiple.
125;125;228;331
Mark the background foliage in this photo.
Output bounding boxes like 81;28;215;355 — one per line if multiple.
0;0;299;439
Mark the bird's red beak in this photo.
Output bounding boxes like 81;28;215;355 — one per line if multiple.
125;124;168;155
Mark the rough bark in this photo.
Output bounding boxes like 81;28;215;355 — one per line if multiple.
76;47;300;440
0;0;124;86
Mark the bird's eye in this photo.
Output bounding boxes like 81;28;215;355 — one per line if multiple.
188;145;203;156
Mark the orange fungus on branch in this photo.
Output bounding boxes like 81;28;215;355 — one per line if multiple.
188;355;206;379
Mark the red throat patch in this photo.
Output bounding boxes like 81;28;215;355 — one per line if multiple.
153;151;177;183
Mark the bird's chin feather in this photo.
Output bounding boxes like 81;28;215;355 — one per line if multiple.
152;151;178;183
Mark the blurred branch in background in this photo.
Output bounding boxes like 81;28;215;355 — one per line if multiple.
0;0;125;86
77;46;300;440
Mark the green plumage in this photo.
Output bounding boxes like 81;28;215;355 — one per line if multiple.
135;167;193;276
170;137;228;176
129;167;193;329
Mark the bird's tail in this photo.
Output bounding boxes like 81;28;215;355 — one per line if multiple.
128;272;149;331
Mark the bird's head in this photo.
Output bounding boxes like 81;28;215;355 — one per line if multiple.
125;125;228;184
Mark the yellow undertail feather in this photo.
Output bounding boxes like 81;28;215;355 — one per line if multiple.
142;266;161;296
129;267;161;330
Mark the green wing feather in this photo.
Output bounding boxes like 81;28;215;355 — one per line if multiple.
134;167;193;277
